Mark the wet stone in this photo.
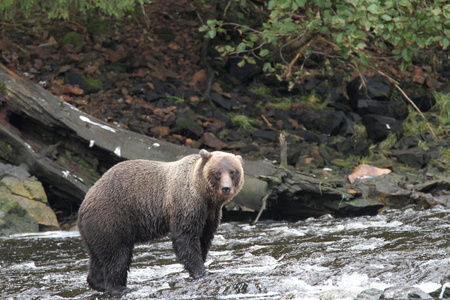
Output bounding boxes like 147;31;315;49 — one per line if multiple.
356;288;383;300
363;114;403;142
144;90;161;102
252;130;279;142
320;111;347;136
392;148;430;169
200;132;227;150
354;99;409;119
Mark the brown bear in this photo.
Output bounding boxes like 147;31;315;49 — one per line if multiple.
77;149;244;296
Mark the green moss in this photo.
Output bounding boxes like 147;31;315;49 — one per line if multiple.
352;124;368;139
58;150;100;182
249;83;272;96
62;32;84;48
82;76;102;93
379;132;397;150
229;113;259;130
403;92;450;137
270;98;292;110
86;18;114;41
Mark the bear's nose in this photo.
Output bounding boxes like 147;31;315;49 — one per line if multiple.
221;186;231;194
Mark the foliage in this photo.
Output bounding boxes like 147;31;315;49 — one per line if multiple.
0;0;144;20
200;0;449;83
403;92;450;137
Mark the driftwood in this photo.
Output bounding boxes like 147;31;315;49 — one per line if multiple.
0;64;384;222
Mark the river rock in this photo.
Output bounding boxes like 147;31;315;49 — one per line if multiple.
0;164;60;234
380;286;432;300
0;198;39;236
347;75;390;108
391;147;430;169
363;114;403;142
356;288;383;300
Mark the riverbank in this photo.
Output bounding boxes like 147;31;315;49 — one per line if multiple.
0;1;448;228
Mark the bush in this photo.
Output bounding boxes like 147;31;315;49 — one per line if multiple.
0;0;143;20
201;0;449;83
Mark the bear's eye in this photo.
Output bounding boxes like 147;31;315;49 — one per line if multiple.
229;170;236;178
214;171;221;179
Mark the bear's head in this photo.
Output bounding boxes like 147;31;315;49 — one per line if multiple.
198;149;244;203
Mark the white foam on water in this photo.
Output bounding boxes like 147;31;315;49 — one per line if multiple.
9;230;80;239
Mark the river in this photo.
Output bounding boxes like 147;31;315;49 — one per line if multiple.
1;206;449;299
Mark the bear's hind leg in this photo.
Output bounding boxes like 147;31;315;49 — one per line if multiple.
87;254;106;292
103;246;133;296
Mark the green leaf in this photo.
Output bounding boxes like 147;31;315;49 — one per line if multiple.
367;4;381;14
381;14;392;21
443;38;450;50
401;48;413;61
236;42;247;52
259;49;270;57
207;30;216;39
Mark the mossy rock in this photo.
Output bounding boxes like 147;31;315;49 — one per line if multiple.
0;197;39;236
0;177;47;203
62;32;84;48
82;76;102;93
86;19;114;42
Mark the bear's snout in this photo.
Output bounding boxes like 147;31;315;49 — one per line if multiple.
221;185;231;194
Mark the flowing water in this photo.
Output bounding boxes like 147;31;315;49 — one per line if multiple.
1;206;449;299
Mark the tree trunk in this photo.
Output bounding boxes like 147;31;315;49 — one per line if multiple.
0;64;384;223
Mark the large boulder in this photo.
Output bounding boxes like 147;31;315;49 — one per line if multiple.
0;164;60;235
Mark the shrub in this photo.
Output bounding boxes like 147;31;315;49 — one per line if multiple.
0;0;143;20
201;0;449;83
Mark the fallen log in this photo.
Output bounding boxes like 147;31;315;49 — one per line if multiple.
0;64;384;223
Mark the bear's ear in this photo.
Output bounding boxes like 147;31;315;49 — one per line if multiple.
236;155;244;166
199;149;212;160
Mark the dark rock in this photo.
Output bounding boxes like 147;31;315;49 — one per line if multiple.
354;99;409;119
227;58;262;83
151;77;167;94
403;84;436;112
338;116;356;137
172;108;204;139
65;72;88;92
347;75;391;108
363;114;403;142
252;130;279;142
320;111;346;136
200;132;227;150
395;133;434;150
144;90;162;102
392;147;430;168
330;137;370;157
296;130;326;144
241;144;259;154
304;77;321;91
210;92;238;110
206;109;232;126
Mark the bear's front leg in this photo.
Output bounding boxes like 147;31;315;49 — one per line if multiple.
171;232;206;278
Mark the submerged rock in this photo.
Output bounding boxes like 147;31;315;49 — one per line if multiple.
0;164;60;235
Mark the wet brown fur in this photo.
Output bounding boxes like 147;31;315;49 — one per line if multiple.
77;149;244;296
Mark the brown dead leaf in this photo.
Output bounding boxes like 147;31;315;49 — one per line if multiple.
192;69;206;84
304;157;314;165
348;164;392;184
61;84;84;95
